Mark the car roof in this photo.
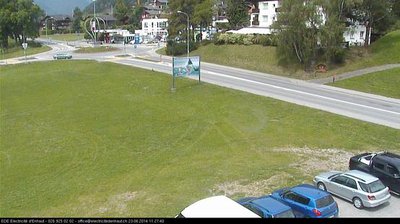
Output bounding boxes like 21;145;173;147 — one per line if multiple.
343;170;379;183
291;184;329;200
375;152;400;168
251;196;292;215
179;195;260;218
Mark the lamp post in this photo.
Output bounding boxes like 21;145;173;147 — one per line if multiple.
177;10;189;58
93;0;97;44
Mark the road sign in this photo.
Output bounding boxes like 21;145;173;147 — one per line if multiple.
22;42;28;49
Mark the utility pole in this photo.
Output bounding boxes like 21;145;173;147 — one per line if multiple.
177;11;190;59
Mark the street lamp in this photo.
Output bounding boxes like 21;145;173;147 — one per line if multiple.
177;10;189;58
93;0;97;44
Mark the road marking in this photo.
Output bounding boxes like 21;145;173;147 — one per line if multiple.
204;70;400;116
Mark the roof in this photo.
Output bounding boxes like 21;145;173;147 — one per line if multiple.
179;195;260;218
291;184;329;200
251;196;292;215
375;152;400;168
344;170;379;183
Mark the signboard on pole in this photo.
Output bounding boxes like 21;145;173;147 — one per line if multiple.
171;56;201;90
172;56;200;77
22;43;28;49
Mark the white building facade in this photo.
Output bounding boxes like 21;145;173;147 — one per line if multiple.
141;18;168;40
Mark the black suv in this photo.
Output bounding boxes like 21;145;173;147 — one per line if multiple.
349;152;400;195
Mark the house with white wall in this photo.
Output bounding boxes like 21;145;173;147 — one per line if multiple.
246;0;367;45
139;18;168;41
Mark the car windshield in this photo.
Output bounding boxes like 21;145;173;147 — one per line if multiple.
315;195;334;208
274;209;295;218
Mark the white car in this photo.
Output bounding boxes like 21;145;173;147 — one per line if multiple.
176;195;260;218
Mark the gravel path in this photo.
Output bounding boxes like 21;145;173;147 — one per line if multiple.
308;64;400;84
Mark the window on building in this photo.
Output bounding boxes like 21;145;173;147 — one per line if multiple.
262;3;268;10
144;22;148;28
262;16;268;22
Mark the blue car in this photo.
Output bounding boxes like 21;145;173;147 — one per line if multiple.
270;184;339;218
237;196;296;218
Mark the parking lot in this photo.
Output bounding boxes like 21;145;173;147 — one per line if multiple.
335;194;400;217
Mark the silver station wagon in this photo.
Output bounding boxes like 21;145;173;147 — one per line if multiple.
313;170;391;209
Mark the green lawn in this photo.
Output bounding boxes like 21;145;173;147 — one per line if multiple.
74;46;119;54
1;41;51;60
45;33;85;42
1;61;399;217
329;67;400;99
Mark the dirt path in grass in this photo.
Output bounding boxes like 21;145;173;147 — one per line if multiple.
309;64;400;84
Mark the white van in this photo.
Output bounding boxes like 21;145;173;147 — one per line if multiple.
176;195;261;218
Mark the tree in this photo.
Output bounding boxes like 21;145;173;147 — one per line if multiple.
129;5;144;30
193;0;214;40
272;0;326;70
226;0;248;30
0;0;44;47
72;7;83;33
344;0;395;46
114;0;130;25
0;0;12;49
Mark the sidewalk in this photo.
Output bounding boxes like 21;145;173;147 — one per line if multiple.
309;64;400;84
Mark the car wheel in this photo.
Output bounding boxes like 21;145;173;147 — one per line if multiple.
353;197;363;209
317;182;326;191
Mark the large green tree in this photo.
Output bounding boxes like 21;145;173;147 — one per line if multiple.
72;7;83;33
114;0;130;25
344;0;396;45
226;0;248;30
272;0;325;70
193;0;214;40
0;0;44;48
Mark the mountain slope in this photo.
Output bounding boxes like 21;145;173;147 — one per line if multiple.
34;0;92;15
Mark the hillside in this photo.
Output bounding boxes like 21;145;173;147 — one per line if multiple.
34;0;92;15
190;30;400;80
83;0;137;15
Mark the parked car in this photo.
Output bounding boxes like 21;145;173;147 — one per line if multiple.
176;195;260;218
237;196;296;218
349;151;400;195
313;169;391;209
53;53;72;60
270;184;339;218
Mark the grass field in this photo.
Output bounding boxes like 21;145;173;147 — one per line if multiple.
74;46;119;54
329;67;400;99
1;41;51;60
1;61;399;217
45;33;85;42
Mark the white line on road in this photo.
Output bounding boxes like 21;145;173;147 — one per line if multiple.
204;70;400;116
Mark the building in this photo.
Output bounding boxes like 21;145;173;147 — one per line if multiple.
244;0;367;45
140;18;168;41
42;15;72;33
